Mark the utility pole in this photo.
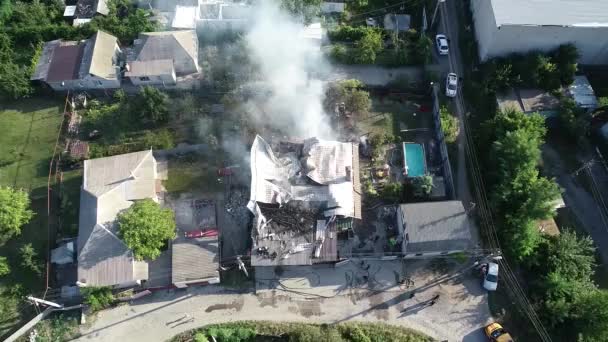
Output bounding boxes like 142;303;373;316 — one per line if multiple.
431;0;446;29
26;296;63;309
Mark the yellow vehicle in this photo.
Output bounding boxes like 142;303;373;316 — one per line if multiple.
485;322;514;342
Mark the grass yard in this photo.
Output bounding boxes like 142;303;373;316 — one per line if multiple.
0;98;64;197
163;153;224;194
171;321;433;342
358;96;433;139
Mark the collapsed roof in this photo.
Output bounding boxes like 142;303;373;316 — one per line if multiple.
248;135;360;266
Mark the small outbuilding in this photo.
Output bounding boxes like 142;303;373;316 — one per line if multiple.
396;201;473;257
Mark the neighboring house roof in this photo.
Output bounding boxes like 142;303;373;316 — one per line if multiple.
75;0;109;18
79;31;120;80
131;31;198;75
489;0;608;27
400;201;473;253
569;75;598;110
172;5;198;29
125;60;174;77
384;13;411;32
46;44;85;82
77;150;157;286
171;236;219;284
199;3;250;20
31;40;61;81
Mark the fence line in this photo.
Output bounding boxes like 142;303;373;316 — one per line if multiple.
45;93;71;293
431;85;456;199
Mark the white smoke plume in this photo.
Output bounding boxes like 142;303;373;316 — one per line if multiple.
241;1;334;140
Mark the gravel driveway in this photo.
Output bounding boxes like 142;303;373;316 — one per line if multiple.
76;260;490;342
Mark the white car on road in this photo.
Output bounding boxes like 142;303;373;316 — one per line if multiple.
446;73;458;97
483;262;499;291
435;34;449;55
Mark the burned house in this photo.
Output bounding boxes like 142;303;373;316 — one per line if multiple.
248;135;361;267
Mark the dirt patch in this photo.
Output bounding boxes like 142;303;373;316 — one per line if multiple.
295;300;324;318
367;293;390;320
256;291;291;308
204;298;244;313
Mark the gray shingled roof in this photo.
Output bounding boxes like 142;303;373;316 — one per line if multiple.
125;59;174;77
77;150;157;286
31;40;61;81
132;31;198;75
490;0;608;27
400;201;473;253
80;31;119;80
171;236;219;284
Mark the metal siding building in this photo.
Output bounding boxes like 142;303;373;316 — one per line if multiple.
471;0;608;65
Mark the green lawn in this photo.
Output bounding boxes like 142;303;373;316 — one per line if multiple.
358;97;433;139
0;98;64;197
163;153;224;194
0;98;64;338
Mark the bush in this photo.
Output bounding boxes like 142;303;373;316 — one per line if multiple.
19;243;42;275
439;106;459;143
81;287;114;312
329;43;351;64
328;25;370;42
380;182;403;203
288;325;324;342
194;333;209;342
208;326;256;342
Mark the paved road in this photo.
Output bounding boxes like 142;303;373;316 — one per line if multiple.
76;266;489;342
543;144;608;265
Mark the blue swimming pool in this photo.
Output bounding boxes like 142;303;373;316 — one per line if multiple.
403;143;426;177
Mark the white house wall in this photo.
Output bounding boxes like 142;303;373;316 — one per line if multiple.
471;0;608;65
129;73;177;87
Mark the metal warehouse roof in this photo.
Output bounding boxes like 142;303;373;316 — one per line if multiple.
490;0;608;27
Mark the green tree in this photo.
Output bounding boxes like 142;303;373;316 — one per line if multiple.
0;186;34;244
552;44;578;85
0;256;9;276
88;0;159;43
412;175;433;197
439;106;459;143
323;79;371;116
117;199;176;260
380;182;403;203
135;86;170;124
81;286;115;312
572;290;608;342
20;243;42;275
280;0;322;24
558;97;588;143
207;326;256;342
353;29;383;64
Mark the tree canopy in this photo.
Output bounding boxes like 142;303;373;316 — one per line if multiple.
0;256;9;276
323;79;371;116
483;109;560;259
117;199;176;260
135;86;170;123
87;0;159;43
0;186;34;245
439;106;459;143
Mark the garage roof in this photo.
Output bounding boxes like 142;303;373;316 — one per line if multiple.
490;0;608;27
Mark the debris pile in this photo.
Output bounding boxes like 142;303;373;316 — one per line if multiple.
225;188;251;227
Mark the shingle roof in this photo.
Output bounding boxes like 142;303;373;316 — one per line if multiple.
125;60;174;77
171;236;219;284
46;45;84;82
78;150;157;286
133;31;198;75
490;0;608;27
31;40;61;81
400;201;473;253
84;31;119;80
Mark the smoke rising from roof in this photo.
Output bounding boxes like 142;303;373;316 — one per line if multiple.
242;1;334;139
